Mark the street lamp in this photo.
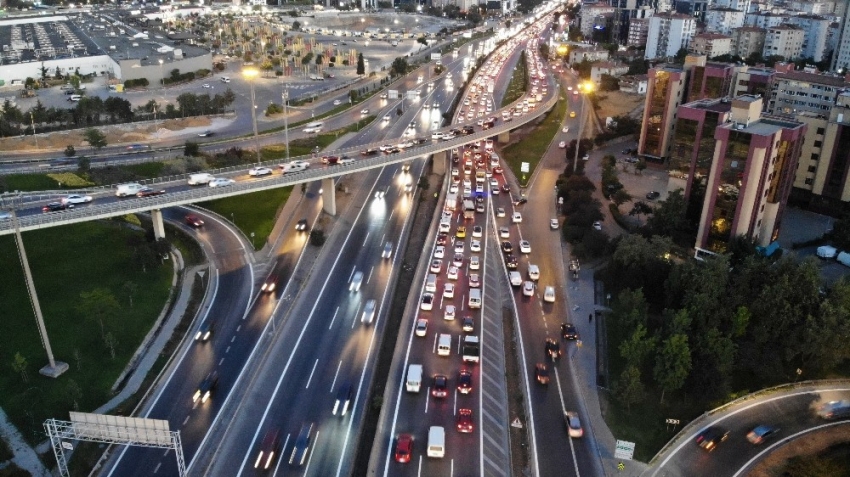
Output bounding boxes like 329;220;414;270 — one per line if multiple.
282;86;290;161
572;81;594;174
243;67;262;165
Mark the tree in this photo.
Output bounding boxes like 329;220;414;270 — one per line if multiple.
646;189;691;242
611;189;631;207
11;352;28;383
611;288;649;331
357;53;365;76
827;215;850;251
64;145;76;157
417;36;427;46
619;323;656;366
616;365;644;412
77;288;121;339
83;128;107;150
309;229;326;246
122;281;138;308
66;379;82;411
104;332;119;359
292;21;301;31
654;334;691;404
628;201;653;218
77;157;90;173
184;141;200;157
391;57;409;77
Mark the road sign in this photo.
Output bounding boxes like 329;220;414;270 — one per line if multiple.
614;440;635;460
665;419;680;425
511;418;523;428
388;89;399;99
431;53;441;61
61;441;73;450
617;462;625;471
406;91;418;100
520;162;530;173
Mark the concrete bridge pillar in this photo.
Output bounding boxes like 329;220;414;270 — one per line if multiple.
498;131;510;144
431;151;447;175
322;177;336;216
151;209;166;240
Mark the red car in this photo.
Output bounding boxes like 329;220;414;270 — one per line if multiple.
395;434;413;463
254;429;280;469
136;187;166;198
457;368;473;394
457;408;474;433
185;214;204;227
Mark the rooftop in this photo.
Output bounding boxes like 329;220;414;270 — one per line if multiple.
776;70;849;87
695;33;732;40
683;97;733;113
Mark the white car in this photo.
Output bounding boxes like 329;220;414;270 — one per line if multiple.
333;99;342;105
468;274;480;288
544;286;555;303
361;299;376;324
452;253;464;267
593;221;602;231
470;240;481;252
469;256;480;270
519;240;531;254
496;207;506;217
421;293;435;311
383;115;390;122
202;83;210;88
499;227;510;239
444;305;456;321
208;178;235;187
434;245;446;259
558;141;566;149
350;271;363;292
248;167;273;177
62;194;92;204
447;266;459;280
415;318;428;337
444;283;455;299
360;108;369;115
562;126;569;133
454;242;465;254
432;132;444;140
449;184;459;194
439;221;451;233
512;212;523;223
550;219;559;230
523;281;535;297
430;259;443;273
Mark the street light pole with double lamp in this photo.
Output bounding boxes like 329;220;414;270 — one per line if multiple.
243;67;262;165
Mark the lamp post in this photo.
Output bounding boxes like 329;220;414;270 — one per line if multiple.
572;81;594;174
282;86;290;161
243;67;261;165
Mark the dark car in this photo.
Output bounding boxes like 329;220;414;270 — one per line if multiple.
746;425;779;444
560;323;578;340
395;434;413;463
333;383;352;416
197;130;213;137
193;371;219;403
185;214;204;227
545;338;562;360
431;374;448;398
501;241;513;253
436;232;448;245
505;254;518;269
360;148;379;156
254;429;280;469
646;191;661;200
136;187;166;198
289;423;314;465
261;274;278;293
457;368;473;394
42;202;73;212
514;197;528;206
456;408;474;433
501;183;511;193
295;219;308;231
695;426;729;451
49;158;76;167
535;363;549;384
195;320;214;341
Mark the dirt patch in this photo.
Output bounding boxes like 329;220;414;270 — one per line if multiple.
746;426;850;477
594;90;643;121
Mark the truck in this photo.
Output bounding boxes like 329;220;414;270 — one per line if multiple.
445;192;458;211
463;199;475;219
462;335;479;363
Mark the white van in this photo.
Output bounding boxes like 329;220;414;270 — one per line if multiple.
437;334;451;356
303;121;324;133
187;173;214;186
220;76;231;83
115;182;144;197
468;288;481;309
69;94;81;101
528;264;540;281
427;426;445;458
425;273;437;293
509;271;522;287
406;364;422;392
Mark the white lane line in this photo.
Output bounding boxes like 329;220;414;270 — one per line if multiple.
432;334;438;355
732;421;850;477
271;434;291;475
367;265;374;285
218;358;224;366
330;360;343;392
225;346;231;354
363;231;370;248
328;306;341;329
305;359;319;389
425;391;430;414
153;463;161;474
554;368;581;477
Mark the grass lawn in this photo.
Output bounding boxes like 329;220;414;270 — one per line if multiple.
501;51;528;108
501;95;567;186
0;222;172;446
200;186;293;250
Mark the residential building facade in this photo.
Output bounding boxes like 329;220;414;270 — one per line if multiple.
645;12;696;59
705;7;746;36
763;24;804;60
628;17;650;47
785;14;831;62
689;33;733;58
768;70;849;116
639;66;688;161
730;26;766;58
687;60;737;100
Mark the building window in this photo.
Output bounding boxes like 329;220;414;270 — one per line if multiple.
808;165;816;172
811;153;819;161
816;127;825;135
814;140;822;148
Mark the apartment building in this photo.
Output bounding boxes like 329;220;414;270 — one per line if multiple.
628;17;650;47
763;24;804;60
785;14;831;62
768;70;849;116
833;10;850;72
639;66;688;161
731;65;775;98
569;47;610;64
689;33;733;58
746;11;788;30
645;12;696;59
673;0;709;23
687;60;737;100
581;3;616;36
705;7;746;36
730;26;766;58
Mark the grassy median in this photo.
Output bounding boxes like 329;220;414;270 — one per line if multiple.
501;95;567;186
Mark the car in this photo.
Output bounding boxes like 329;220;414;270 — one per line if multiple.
452;253;464;267
447;266;459;280
543;286;557;303
443;283;455;299
569;111;576;118
295;219;308;231
501;241;513;254
42;202;73;212
494;165;504;175
249;167;273;177
443;304;457;321
374;188;386;199
193;371;218;403
550;218;559;230
434;245;446;259
415;318;428;337
499;227;510;239
565;412;583;438
462;316;474;333
817;400;850;419
468;240;480;252
535;363;549;384
436;232;448;245
126;144;149;151
333;383;352;416
646;191;661;200
592;221;602;231
430;259;443;274
421;293;434;311
457;408;474;433
333;99;342;106
202;83;210;88
391;434;415;466
558;141;566;149
582;154;590;161
208;178;235;187
561;323;578;340
505;254;518;269
432;374;448;398
472;225;483;237
457;368;473;393
350;271;364;292
746;425;779;444
512;212;523;223
360;108;369;115
197;130;213;137
136;187;165;198
289;423;314;465
523;281;535;297
454;241;464;254
469;256;480;270
456;226;467;238
496;207;506;218
468;274;480;288
502;183;511;193
545;338;562;359
562;126;569;132
695;426;729;451
254;429;281;469
382;242;393;259
519;240;531;254
195;319;214;341
185;214;204;227
62;194;92;205
261;274;278;293
361;299;377;324
360;148;379;156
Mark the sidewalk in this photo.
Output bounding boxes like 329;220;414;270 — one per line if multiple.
0;407;50;477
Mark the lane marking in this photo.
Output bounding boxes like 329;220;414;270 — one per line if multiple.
305;359;319;389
